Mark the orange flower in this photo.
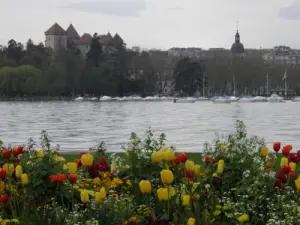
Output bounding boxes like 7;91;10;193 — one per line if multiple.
49;174;66;183
282;145;293;156
57;174;66;183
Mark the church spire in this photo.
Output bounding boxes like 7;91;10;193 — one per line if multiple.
235;21;240;43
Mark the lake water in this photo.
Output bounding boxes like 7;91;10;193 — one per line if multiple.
0;101;299;152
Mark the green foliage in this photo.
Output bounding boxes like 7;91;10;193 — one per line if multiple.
174;57;205;95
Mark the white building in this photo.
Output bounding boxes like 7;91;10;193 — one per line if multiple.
262;46;300;64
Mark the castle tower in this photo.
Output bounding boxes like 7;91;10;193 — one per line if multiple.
66;24;80;42
44;23;67;51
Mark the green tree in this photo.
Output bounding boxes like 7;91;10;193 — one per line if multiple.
174;57;205;96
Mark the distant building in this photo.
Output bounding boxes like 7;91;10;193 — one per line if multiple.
45;23;67;51
231;30;245;55
168;47;204;58
44;23;121;57
262;46;300;64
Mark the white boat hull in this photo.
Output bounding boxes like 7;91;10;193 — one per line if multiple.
238;98;255;103
213;99;231;104
174;99;196;103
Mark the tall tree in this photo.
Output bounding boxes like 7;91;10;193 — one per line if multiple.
174;57;205;96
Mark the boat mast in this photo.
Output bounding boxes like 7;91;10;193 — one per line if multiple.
266;72;269;96
202;75;205;97
233;73;236;96
283;70;287;98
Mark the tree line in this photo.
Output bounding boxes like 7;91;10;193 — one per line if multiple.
0;36;300;98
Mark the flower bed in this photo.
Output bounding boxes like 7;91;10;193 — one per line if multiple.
0;122;299;225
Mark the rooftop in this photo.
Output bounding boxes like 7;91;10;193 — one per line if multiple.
45;23;67;35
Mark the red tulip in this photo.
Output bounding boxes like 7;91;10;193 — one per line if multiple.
273;142;281;152
203;156;213;164
289;171;295;177
282;166;291;174
274;180;284;190
172;157;180;165
2;149;10;160
98;158;108;172
68;174;77;184
12;145;24;157
178;153;187;163
282;145;293;156
275;171;287;183
0;194;9;203
76;159;82;168
49;175;57;183
288;153;299;163
80;152;86;156
0;169;6;179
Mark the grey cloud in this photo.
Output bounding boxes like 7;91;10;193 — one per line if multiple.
279;1;300;20
63;0;146;17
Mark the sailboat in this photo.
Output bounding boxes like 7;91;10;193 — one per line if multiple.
268;71;286;103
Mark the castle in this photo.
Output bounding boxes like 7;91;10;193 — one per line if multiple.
44;23;122;56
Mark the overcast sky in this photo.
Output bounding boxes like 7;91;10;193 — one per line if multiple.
1;0;300;50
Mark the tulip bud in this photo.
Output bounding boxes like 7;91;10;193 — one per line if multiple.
139;180;151;193
15;165;23;178
160;169;174;185
21;173;29;185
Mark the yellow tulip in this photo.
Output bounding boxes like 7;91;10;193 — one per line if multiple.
187;217;195;225
259;146;269;157
36;150;44;158
80;189;90;203
95;187;106;204
217;160;224;175
81;154;93;167
15;165;23;178
151;152;162;163
280;157;288;168
21;173;29;185
160;147;175;161
157;188;168;201
185;160;195;172
167;185;176;197
295;177;300;192
182;194;190;206
66;162;77;174
237;214;249;224
160;169;174;184
139;180;151;193
289;162;297;171
194;165;201;176
3;163;14;176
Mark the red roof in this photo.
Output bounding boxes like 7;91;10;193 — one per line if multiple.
78;33;92;44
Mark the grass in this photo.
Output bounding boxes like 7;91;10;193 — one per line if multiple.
61;152;204;164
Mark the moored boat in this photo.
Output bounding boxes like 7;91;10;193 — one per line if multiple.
268;94;283;103
173;97;196;103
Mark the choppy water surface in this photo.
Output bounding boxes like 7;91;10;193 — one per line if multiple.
0;101;299;152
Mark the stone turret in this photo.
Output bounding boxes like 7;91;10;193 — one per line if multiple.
44;23;67;51
66;24;80;42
